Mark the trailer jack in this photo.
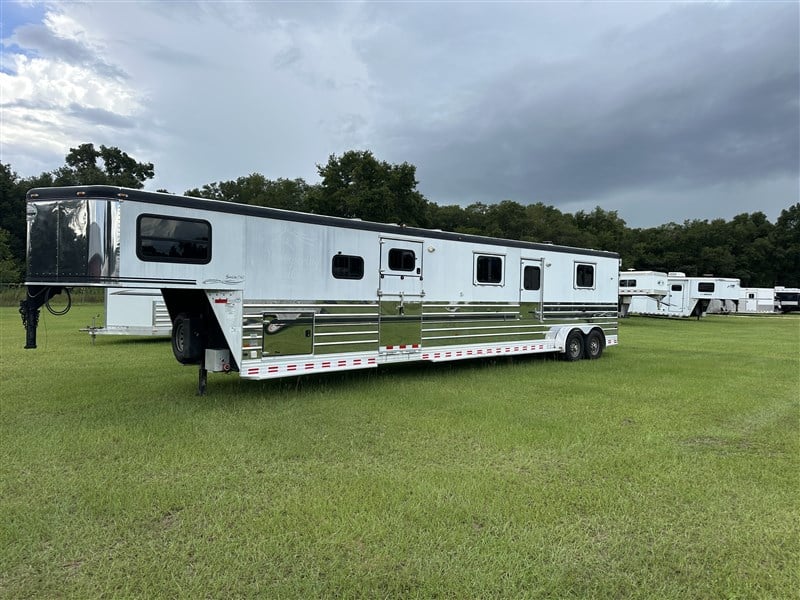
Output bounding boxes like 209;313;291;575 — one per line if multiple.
198;360;208;396
19;286;66;349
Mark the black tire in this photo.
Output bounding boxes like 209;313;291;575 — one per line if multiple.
172;313;203;364
585;330;605;360
562;330;584;361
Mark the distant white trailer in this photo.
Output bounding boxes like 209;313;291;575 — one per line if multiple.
618;270;669;317
735;288;775;314
84;288;171;339
774;287;800;313
627;272;741;318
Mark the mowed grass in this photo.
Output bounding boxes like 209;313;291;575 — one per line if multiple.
0;306;798;599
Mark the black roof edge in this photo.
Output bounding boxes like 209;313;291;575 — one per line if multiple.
26;185;620;259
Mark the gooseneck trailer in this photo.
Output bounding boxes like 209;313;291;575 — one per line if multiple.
21;186;620;393
625;272;740;319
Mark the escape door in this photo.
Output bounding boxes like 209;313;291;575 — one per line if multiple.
520;258;544;321
378;237;424;349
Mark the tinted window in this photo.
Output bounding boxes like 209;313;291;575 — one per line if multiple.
332;254;364;280
575;264;594;288
476;255;503;284
137;215;211;263
619;279;637;287
698;282;715;292
388;248;415;271
671;284;683;291
523;266;541;290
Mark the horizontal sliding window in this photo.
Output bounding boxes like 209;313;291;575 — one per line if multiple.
388;248;416;272
332;254;364;280
698;282;715;292
137;214;211;264
619;279;637;287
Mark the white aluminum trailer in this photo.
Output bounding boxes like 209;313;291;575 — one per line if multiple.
626;272;741;319
774;287;800;313
618;270;669;317
21;186;620;393
736;288;775;314
83;288;171;339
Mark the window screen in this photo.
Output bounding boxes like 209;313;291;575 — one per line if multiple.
137;215;211;263
575;264;594;288
476;255;503;284
388;248;416;271
523;266;541;290
332;254;364;280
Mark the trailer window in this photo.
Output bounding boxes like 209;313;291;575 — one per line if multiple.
698;282;715;292
137;215;211;264
575;264;594;288
523;265;541;290
332;254;364;280
476;255;503;284
388;248;416;272
671;284;682;291
619;279;636;287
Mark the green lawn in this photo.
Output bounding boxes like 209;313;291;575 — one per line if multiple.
1;306;798;598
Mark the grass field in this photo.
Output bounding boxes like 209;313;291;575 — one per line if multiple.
1;305;798;598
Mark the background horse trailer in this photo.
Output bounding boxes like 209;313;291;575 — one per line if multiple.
618;270;669;317
735;288;776;314
626;273;741;318
21;186;620;393
774;287;800;313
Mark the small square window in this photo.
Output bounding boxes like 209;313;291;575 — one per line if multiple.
523;266;541;291
476;255;503;284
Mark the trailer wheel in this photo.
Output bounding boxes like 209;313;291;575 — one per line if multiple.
172;313;203;364
562;330;584;361
585;330;605;360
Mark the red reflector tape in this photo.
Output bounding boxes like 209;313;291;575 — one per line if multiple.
214;298;228;303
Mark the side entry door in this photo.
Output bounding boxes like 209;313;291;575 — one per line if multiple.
378;237;424;349
520;258;543;322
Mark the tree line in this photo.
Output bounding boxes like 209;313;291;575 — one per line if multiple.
1;144;798;287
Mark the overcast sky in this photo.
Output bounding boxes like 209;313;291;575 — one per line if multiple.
1;1;798;228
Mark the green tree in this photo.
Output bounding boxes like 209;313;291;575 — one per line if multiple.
314;151;430;226
53;143;154;188
0;164;26;266
0;227;22;283
771;203;800;287
187;174;314;212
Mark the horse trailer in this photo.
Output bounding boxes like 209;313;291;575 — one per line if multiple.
20;186;620;393
626;272;741;319
618;270;669;317
736;288;776;314
774;287;800;313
